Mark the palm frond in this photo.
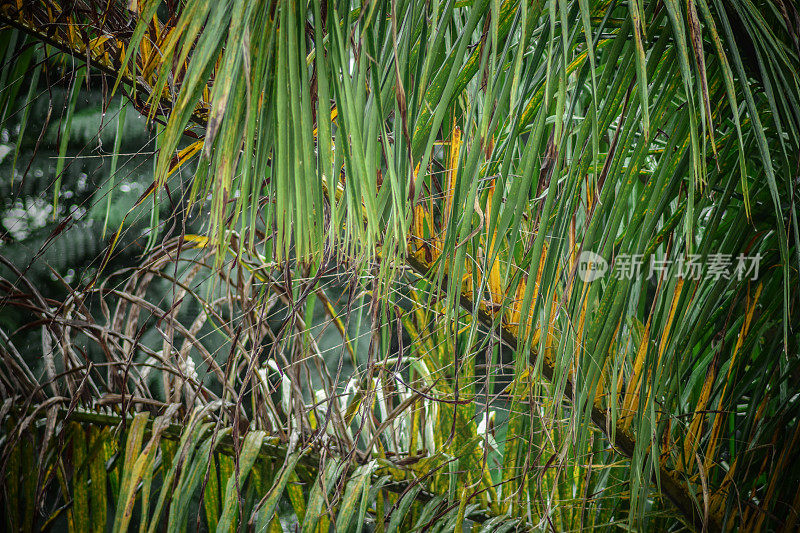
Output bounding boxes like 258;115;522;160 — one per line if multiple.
1;0;799;531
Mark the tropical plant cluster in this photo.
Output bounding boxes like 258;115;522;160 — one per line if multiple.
0;0;799;531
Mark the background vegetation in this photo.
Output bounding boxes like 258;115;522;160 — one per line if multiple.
0;0;799;531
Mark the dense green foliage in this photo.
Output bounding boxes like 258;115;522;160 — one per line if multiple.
1;0;799;531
